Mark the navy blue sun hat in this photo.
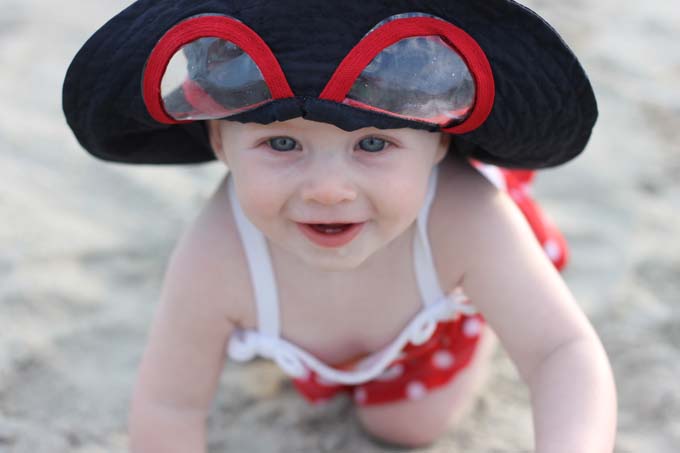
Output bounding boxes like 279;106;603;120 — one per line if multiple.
63;0;597;168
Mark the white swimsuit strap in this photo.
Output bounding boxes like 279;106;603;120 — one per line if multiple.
414;166;446;306
228;176;281;337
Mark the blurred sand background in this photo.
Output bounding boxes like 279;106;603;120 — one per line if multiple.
1;0;679;451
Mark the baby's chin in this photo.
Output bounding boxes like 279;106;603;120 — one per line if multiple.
302;254;370;273
280;239;376;273
300;249;368;272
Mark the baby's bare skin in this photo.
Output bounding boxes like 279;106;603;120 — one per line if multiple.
129;119;616;452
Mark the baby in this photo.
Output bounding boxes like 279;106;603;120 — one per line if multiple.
63;1;617;451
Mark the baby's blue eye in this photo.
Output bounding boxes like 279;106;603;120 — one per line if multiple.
268;137;297;151
359;137;387;152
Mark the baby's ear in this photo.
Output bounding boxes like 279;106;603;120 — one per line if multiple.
206;120;226;162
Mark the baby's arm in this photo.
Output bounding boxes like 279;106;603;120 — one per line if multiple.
129;189;240;453
452;171;616;452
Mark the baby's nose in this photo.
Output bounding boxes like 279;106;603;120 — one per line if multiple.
300;170;357;205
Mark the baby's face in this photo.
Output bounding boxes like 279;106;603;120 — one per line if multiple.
209;117;448;271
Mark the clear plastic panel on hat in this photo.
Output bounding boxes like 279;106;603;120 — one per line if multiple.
345;35;476;126
161;37;272;121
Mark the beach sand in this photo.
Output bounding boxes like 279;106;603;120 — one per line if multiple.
1;0;679;451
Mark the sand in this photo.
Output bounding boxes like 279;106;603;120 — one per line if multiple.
1;0;679;451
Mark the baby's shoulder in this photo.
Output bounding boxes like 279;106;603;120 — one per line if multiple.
429;157;527;286
162;175;254;325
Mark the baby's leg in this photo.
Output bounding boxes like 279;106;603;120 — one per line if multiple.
356;327;496;448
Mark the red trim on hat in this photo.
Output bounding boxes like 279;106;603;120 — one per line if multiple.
143;15;294;124
319;17;495;134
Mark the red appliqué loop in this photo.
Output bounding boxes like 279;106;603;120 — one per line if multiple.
143;15;294;124
319;16;495;134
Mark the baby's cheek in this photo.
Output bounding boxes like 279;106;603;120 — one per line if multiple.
244;193;279;223
379;181;426;226
235;179;284;226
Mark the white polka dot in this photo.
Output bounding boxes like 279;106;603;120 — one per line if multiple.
406;381;428;401
354;388;367;404
544;239;561;261
375;364;404;381
432;350;456;369
463;318;482;338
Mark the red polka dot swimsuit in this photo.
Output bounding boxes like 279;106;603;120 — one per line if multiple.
292;313;485;406
227;164;568;406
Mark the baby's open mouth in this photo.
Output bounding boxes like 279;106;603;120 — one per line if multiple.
297;222;365;248
307;223;353;234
